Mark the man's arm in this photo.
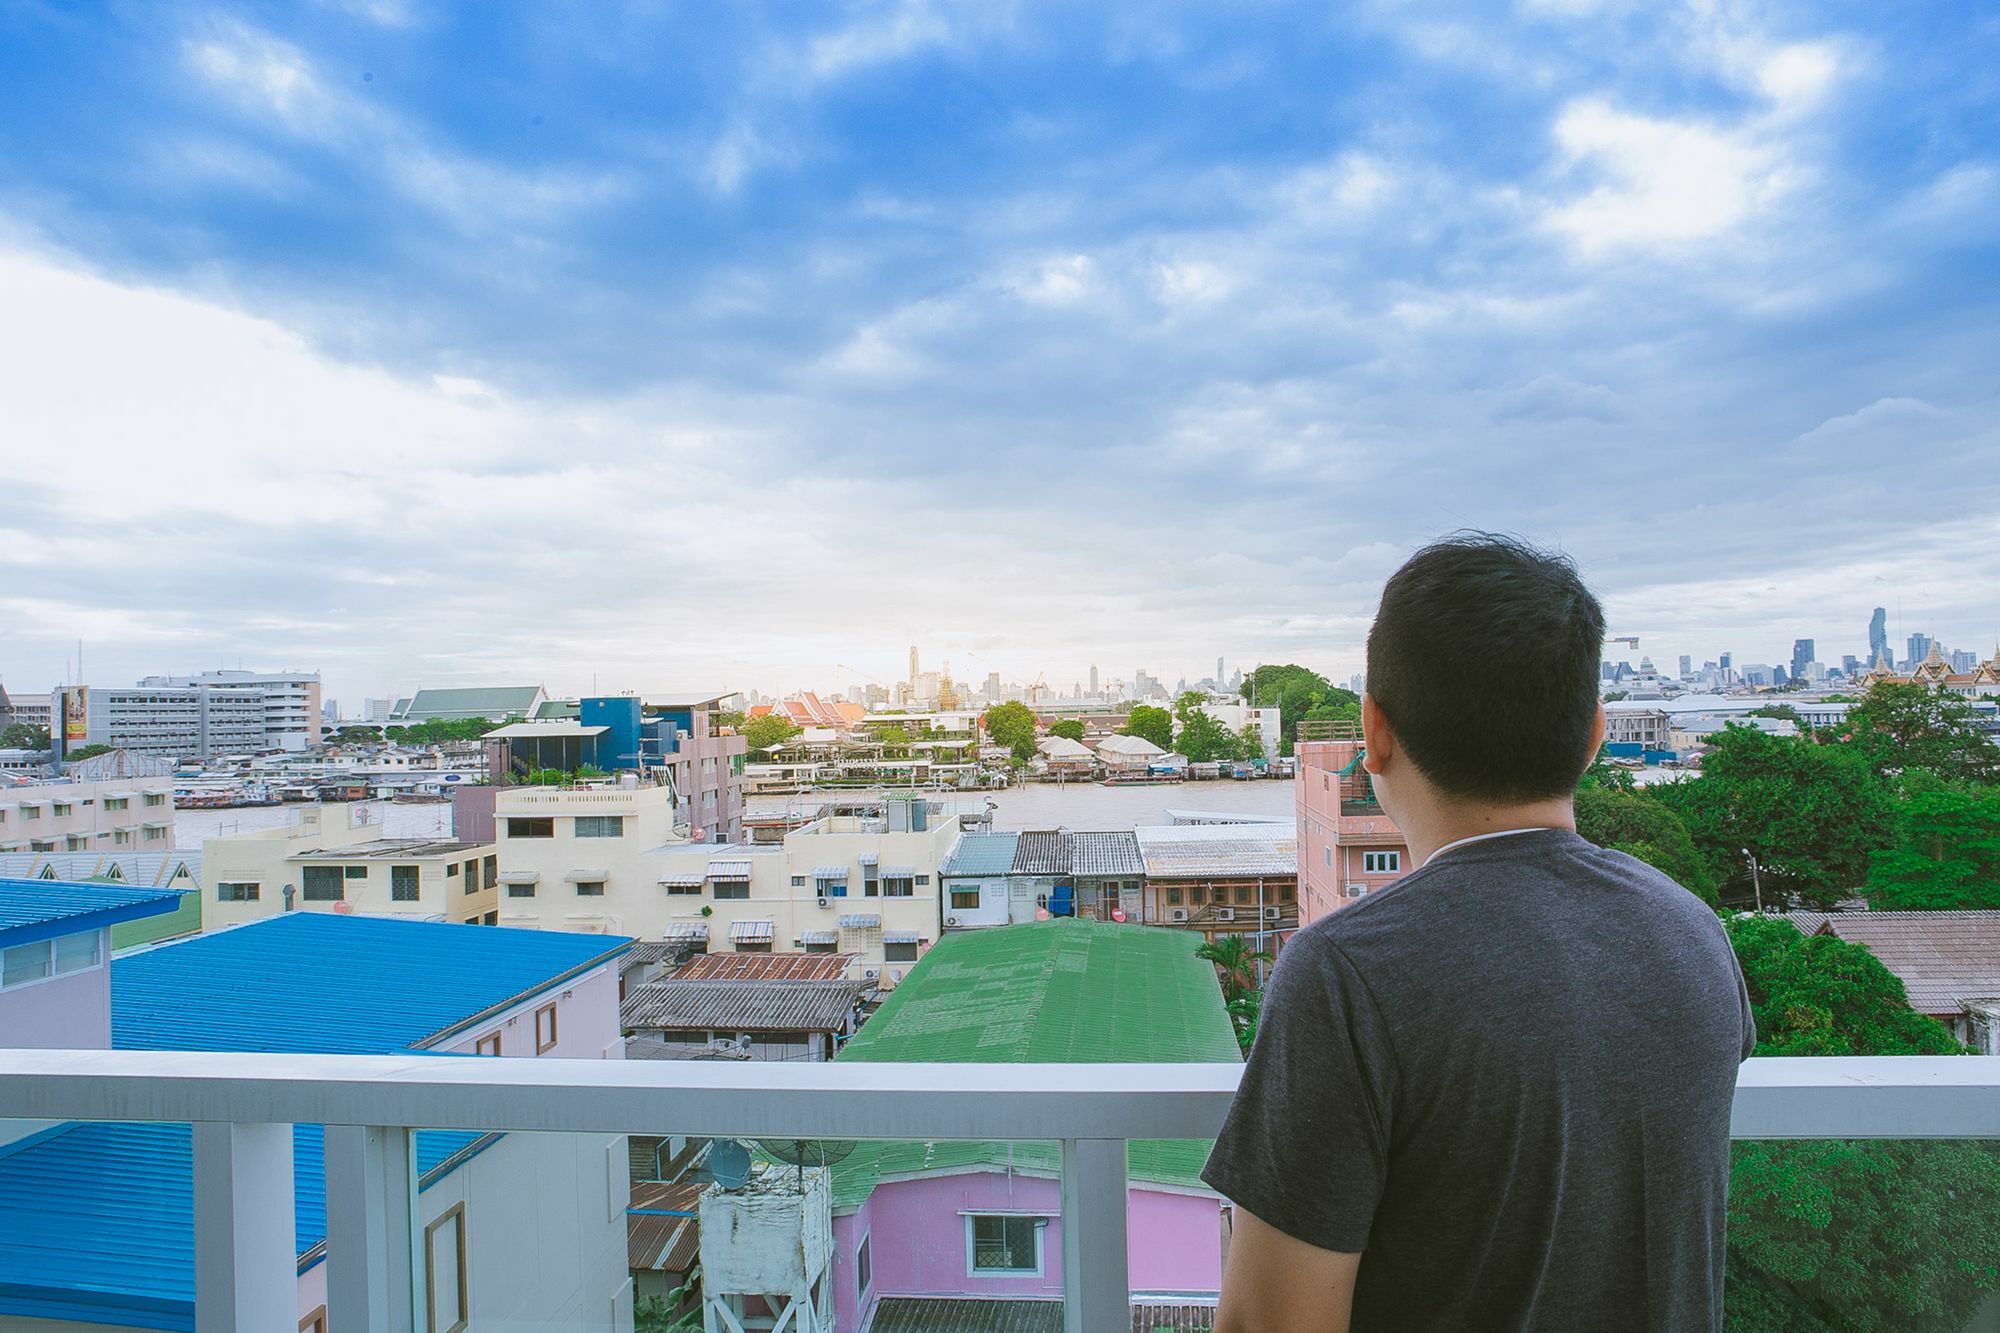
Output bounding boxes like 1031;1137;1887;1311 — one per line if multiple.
1217;1206;1361;1333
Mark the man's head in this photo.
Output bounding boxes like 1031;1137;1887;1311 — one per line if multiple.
1363;533;1605;813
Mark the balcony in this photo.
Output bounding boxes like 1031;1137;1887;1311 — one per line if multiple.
3;1053;1997;1332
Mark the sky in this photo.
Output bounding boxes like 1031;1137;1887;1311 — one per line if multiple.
1;0;1997;706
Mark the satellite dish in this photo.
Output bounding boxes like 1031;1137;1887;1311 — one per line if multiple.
1111;908;1127;923
709;1140;753;1190
333;900;354;915
759;1138;857;1190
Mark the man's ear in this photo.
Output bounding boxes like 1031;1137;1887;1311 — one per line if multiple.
1361;694;1392;775
1589;704;1606;757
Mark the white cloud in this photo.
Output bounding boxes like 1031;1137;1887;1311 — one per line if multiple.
1153;258;1237;306
1015;254;1096;307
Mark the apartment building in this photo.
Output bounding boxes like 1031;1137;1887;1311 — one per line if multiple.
0;771;175;855
494;786;957;980
1296;721;1409;924
203;803;498;926
135;668;323;750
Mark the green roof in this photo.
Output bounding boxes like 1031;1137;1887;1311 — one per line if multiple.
395;686;544;721
824;920;1237;1209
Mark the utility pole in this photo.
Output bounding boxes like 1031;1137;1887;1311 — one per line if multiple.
1741;848;1763;913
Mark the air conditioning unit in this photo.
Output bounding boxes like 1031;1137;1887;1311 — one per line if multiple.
946;915;961;928
862;968;881;981
816;895;829;909
1169;908;1190;923
1214;907;1236;922
1263;906;1282;921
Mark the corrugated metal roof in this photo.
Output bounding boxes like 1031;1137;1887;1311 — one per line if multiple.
1095;734;1167;757
707;860;752;879
868;1297;1217;1332
838;913;881;929
1133;824;1297;879
628;1180;703;1272
799;931;839;947
880;865;918;879
941;833;1020;877
0;852;202;889
883;930;923;945
1793;909;2000;1014
675;952;854;981
665;923;709;941
1071;832;1144;878
0;877;185;948
399;686;545;720
728;919;775;943
621;979;860;1032
113;913;631;1054
1011;831;1071;876
813;865;850;879
658;872;707;887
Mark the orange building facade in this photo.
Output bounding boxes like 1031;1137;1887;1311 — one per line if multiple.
1295;720;1411;926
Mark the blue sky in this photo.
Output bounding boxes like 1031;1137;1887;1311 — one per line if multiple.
1;0;1997;702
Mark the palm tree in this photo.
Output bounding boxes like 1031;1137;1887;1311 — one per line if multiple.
1195;934;1273;1004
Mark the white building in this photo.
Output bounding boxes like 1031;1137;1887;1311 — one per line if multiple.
202;803;498;926
134;668;323;751
0;765;175;856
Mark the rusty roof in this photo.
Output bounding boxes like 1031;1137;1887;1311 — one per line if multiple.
627;1180;702;1272
674;951;856;982
1789;909;2000;1015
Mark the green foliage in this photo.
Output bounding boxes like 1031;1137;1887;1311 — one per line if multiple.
1239;664;1358;756
712;709;747;733
524;767;572;786
871;723;913;758
1864;776;2000;910
1194;934;1271;1005
1048;719;1086;742
1573;786;1716;902
0;722;50;749
1602;689;1629;702
1226;991;1261;1053
1832;682;2000;786
1578;747;1639;792
1238;724;1265;761
741;713;802;753
1651;728;1896;909
327;725;385;745
1748;704;1805;728
62;743;115;761
983;701;1040;761
1171;693;1241;763
634;1265;704;1331
1119;704;1173;751
385;716;502;746
1726;915;1959;1057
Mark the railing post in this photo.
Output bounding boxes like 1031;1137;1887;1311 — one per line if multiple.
327;1125;418;1333
193;1121;296;1333
1060;1137;1129;1333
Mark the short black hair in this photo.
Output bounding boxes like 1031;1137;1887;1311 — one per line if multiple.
1365;532;1604;802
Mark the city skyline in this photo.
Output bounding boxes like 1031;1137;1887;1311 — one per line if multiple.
2;4;1997;701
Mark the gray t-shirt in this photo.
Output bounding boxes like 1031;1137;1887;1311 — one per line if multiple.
1203;828;1754;1332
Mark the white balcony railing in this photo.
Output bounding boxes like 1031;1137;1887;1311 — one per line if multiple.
2;1053;1998;1332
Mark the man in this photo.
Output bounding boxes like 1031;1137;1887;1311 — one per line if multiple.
1205;534;1753;1332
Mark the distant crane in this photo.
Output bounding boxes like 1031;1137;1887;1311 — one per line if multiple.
1607;636;1639;649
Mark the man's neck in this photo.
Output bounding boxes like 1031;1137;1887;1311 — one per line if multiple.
1397;797;1578;868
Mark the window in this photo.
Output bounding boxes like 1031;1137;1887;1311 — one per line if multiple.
506;883;536;898
575;815;624;838
791;875;806;887
882;876;914;898
1324;846;1333;868
713;882;749;900
665;881;702;896
736;940;773;954
104;797;128;811
1363;851;1402;874
884;940;920;962
392;865;421;902
535;1002;558;1053
950;889;979;910
915;874;930;886
857;1232;873;1296
1166;887;1182;906
302;866;345;901
344;864;368;880
301;1308;327;1333
217;881;260;902
863;871;879;897
463;862;480;893
1281;884;1296;902
2;940;52;988
51;803;72;816
54;931;100;973
144;793;166;806
142;826;165;841
483;855;497;889
21;806;38;820
476;1032;502;1056
575;880;605;896
1234;886;1252;905
506;817;554;838
446;862;459;877
969;1215;1041;1274
803;939;838;954
425;1204;468;1333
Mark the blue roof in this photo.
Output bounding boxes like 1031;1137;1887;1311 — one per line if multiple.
114;912;632;1053
0;877;184;948
0;1122;481;1331
940;832;1021;877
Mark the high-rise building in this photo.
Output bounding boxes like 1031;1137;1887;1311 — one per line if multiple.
1953;649;1980;674
1719;652;1733;671
1216;657;1224;686
1908;633;1933;670
1790;640;1815;683
1088;664;1099;695
1869;608;1890;668
1678;655;1692;679
908;645;920;691
1842;655;1861;678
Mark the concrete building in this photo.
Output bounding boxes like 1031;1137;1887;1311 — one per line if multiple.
137;668;322;751
0;879;184;1048
619;976;863;1060
1295;720;1409;925
1133;823;1298;947
202;803;499;926
0;766;175;856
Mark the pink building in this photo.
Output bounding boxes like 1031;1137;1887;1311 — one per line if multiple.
1296;720;1410;925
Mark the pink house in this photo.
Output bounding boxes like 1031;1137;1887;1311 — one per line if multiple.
1296;721;1411;925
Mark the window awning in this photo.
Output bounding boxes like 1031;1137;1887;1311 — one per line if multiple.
879;865;917;878
657;873;706;888
564;869;609;882
812;864;849;879
800;930;838;946
837;913;880;930
497;870;540;885
706;860;752;880
729;919;775;943
664;923;708;942
857;852;879;865
883;931;923;945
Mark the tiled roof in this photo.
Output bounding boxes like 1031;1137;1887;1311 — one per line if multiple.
1133;824;1297;878
398;685;545;720
114;913;631;1053
0;878;184;947
867;1297;1216;1332
1011;830;1071;876
1095;734;1167;757
621;979;860;1033
675;952;856;982
941;832;1020;877
1790;909;2000;1014
1071;832;1143;878
0;851;202;889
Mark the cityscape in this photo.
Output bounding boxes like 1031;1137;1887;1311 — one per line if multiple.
4;1;2000;1332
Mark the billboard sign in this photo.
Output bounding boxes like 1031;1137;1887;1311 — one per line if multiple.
61;685;88;746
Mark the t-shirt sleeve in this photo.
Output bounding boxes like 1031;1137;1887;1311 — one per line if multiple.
1200;935;1397;1254
1735;951;1758;1060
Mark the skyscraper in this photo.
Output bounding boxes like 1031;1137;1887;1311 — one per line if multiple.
1089;664;1099;695
1791;639;1814;683
1678;655;1692;679
1908;633;1932;669
908;645;920;690
1868;607;1889;667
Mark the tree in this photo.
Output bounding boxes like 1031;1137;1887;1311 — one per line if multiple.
328;725;385;745
1238;725;1265;762
1172;693;1240;763
1048;719;1085;742
712;709;747;733
1864;776;2000;910
1226;991;1261;1053
1573;786;1716;903
871;723;912;758
1747;704;1804;728
62;743;115;761
1240;664;1358;755
1726;914;1959;1057
741;713;801;753
385;717;501;746
1831;681;2000;786
0;722;50;749
1650;728;1895;909
983;701;1040;762
1194;934;1272;1005
1119;704;1173;751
